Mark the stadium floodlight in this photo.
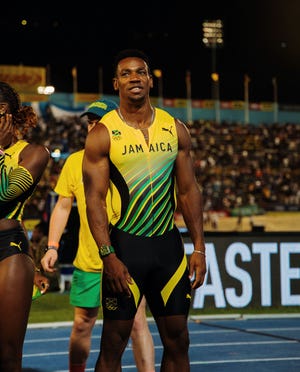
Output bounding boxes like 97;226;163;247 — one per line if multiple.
202;20;224;47
37;64;55;95
202;19;224;123
37;85;55;95
202;19;223;77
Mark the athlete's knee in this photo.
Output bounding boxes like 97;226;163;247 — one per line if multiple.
73;314;95;335
132;315;147;334
159;320;190;353
100;317;134;359
166;330;189;353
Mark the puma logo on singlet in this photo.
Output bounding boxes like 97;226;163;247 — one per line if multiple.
162;126;174;136
10;241;22;251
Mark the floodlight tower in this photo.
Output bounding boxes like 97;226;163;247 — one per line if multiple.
202;19;224;123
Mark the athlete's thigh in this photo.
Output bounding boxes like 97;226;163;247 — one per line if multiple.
0;254;34;346
143;228;192;317
102;228;149;320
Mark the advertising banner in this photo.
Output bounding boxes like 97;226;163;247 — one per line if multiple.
0;65;46;94
183;233;300;309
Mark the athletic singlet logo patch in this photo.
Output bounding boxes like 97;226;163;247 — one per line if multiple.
112;129;122;141
105;297;118;311
162;126;174;136
10;241;22;251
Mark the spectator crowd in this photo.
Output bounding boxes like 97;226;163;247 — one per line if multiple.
23;109;300;224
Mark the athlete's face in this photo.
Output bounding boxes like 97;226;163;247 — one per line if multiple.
113;57;153;102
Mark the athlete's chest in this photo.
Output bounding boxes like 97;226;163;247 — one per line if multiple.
109;122;177;166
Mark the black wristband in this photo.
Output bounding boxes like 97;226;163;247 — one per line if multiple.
44;246;58;253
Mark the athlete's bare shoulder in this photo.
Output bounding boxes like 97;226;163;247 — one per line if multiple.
175;118;192;150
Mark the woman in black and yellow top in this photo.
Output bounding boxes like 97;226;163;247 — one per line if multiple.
0;81;50;372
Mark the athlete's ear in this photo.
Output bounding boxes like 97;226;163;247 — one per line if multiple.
113;78;119;91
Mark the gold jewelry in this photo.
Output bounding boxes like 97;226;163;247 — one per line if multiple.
118;107;154;129
118;107;154;143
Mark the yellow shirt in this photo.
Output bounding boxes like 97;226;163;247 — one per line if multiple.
54;150;103;272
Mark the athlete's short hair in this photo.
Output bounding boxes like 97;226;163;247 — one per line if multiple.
113;49;151;76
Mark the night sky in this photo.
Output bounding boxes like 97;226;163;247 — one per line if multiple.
2;0;300;104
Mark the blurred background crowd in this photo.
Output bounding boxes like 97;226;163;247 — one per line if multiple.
24;111;300;224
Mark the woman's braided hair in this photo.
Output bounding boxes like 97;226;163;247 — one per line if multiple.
0;81;37;139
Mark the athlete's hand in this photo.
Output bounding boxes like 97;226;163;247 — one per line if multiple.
41;250;58;273
0;113;13;148
102;254;132;297
189;250;206;289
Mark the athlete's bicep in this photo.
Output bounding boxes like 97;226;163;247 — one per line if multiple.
19;144;50;181
83;123;110;200
175;119;196;193
0;144;49;201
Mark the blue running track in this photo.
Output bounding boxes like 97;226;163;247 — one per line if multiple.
23;314;300;371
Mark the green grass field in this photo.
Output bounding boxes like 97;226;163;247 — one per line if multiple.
29;292;300;324
29;292;74;323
